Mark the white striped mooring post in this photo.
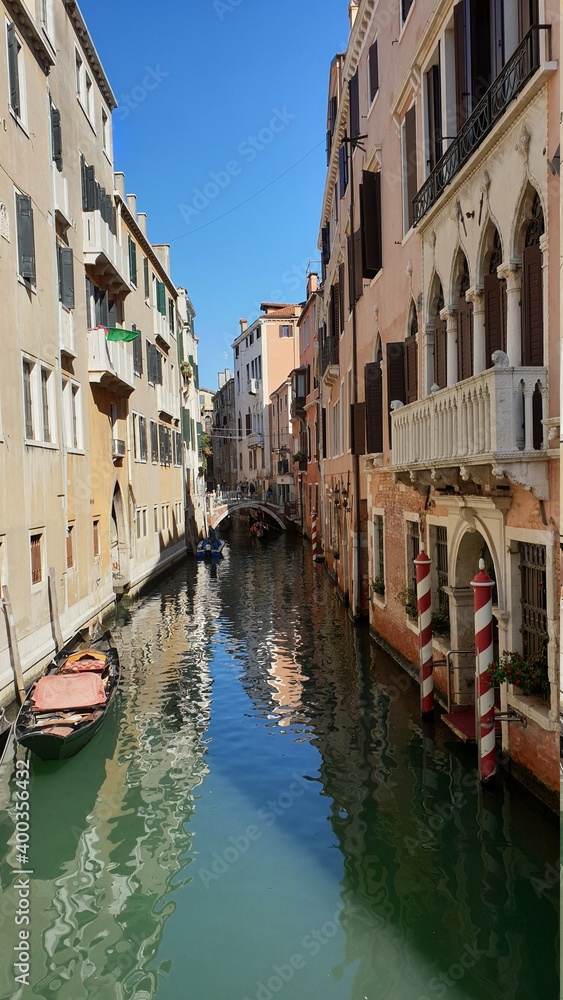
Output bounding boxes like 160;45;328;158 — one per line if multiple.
415;545;434;716
471;559;497;783
311;509;318;561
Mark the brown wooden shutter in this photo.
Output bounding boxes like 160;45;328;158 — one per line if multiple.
484;273;502;364
387;343;406;443
349;72;360;138
434;315;447;387
454;2;469;129
405;107;417;231
362;170;382;277
338;145;348;197
369;41;379;102
353;229;363;301
352;402;366;455
522;244;543;366
321;407;327;459
404;335;418;403
338;263;345;330
469;0;492;107
365;362;383;454
333;281;340;336
426;65;442;171
347;235;354;308
457;299;473;381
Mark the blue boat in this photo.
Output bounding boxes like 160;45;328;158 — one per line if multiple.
197;536;225;559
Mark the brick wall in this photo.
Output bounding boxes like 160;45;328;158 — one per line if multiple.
508;718;559;792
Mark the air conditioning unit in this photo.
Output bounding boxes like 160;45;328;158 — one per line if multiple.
248;378;258;394
112;438;126;458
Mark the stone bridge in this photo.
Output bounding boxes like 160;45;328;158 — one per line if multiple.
207;500;286;531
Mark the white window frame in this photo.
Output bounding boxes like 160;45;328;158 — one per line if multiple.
75;46;95;129
367;36;380;114
62;376;83;452
29;528;45;591
40;0;54;42
22;355;57;447
6;19;28;131
101;106;111;160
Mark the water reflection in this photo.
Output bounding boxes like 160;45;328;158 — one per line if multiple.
0;526;557;1000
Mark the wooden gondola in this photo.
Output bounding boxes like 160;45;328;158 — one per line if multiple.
15;628;120;761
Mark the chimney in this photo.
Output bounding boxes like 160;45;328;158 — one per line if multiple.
153;244;171;275
137;212;147;237
114;172;125;200
307;272;318;297
349;1;359;27
126;194;137;219
239;318;248;334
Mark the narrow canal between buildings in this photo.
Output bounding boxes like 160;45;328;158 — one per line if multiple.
0;525;558;1000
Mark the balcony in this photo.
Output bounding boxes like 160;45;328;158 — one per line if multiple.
88;327;135;395
390;364;549;499
247;378;260;395
154;309;172;349
290;396;306;420
59;302;75;357
247;432;264;449
156;383;180;420
83;210;130;296
321;335;339;386
277;459;290;475
413;26;552;224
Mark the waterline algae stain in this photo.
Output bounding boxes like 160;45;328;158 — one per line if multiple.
0;526;557;999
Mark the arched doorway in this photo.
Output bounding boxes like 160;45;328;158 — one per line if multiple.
111;483;130;594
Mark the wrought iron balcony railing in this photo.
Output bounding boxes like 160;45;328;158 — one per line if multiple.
413;26;550;224
321;335;339;376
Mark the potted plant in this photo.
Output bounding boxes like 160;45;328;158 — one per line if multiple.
293;451;305;463
487;646;549;699
180;360;193;383
372;575;385;597
398;587;417;619
431;606;450;635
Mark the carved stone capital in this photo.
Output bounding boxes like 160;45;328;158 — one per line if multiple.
497;261;521;290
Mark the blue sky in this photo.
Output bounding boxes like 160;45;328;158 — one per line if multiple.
79;0;349;389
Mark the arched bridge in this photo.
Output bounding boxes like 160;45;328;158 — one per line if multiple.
207;499;286;531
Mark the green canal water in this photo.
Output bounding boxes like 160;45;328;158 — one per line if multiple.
0;526;558;999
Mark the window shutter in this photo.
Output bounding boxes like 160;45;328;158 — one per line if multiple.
7;24;20;117
108;298;117;328
362;170;382;277
404;335;418;403
405;107;417;231
434;314;447;387
85;165;96;211
51;106;63;170
347;235;354;307
368;40;379;102
426;65;442;171
365;362;383;454
457;298;473;381
329;95;338;134
157;280;166;316
454;2;469;129
321;407;327;459
353;229;363;302
338;262;346;331
333;281;340;337
16;194;36;284
352;402;366;455
58;246;75;309
387;343;406;442
143;257;149;299
128;237;137;286
321;226;329;281
339;145;348;198
326;129;332;165
154;349;163;385
349;72;360;139
522;244;543;366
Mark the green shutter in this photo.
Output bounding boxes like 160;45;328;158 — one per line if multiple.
128;236;137;286
16;194;36;284
156;281;166;315
58;245;75;309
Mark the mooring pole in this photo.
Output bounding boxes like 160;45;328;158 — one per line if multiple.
48;567;63;652
2;586;25;705
471;559;497;783
415;545;434;716
311;508;318;561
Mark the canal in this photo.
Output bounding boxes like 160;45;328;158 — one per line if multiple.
0;525;558;999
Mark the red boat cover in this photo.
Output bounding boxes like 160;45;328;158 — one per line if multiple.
32;674;107;712
60;657;106;674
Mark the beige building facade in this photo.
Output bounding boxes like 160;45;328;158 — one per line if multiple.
0;0;197;704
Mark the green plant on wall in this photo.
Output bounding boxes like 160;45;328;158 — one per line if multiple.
372;575;385;597
398;587;417;618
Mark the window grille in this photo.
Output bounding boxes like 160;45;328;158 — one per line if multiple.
435;526;450;616
406;520;420;595
30;534;42;584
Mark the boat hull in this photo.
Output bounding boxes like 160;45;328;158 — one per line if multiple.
15;630;120;762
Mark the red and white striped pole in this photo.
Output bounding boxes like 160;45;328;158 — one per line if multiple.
415;545;434;717
311;509;318;561
471;558;496;783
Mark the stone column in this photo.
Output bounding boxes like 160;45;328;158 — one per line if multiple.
423;323;435;396
498;263;522;367
441;307;458;386
466;287;485;374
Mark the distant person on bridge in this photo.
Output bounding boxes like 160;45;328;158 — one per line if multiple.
266;487;273;502
249;482;255;498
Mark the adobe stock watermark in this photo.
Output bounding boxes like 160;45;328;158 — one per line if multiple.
213;0;244;19
179;107;296;225
198;773;308;888
416;942;487;999
115;66;170;121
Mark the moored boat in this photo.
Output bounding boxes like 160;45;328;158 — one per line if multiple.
197;537;225;559
15;629;120;761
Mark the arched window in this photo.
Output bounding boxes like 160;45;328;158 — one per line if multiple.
484;229;507;364
434;284;447;388
457;257;473;381
405;301;418;402
522;192;544;366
